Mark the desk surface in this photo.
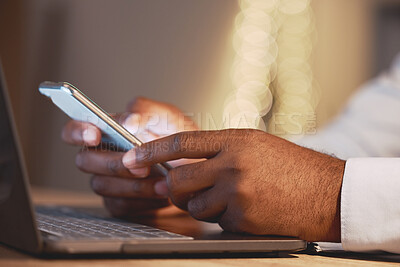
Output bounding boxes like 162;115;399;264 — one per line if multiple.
1;186;400;267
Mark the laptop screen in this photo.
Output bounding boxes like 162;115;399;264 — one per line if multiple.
0;73;18;204
0;63;41;253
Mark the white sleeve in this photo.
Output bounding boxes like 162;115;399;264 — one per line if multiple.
295;55;400;253
296;54;400;160
341;158;400;254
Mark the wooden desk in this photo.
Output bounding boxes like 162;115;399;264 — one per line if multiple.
1;186;400;266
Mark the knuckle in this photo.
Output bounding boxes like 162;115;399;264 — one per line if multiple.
131;180;144;193
136;147;155;164
229;158;242;174
221;155;242;177
172;132;191;153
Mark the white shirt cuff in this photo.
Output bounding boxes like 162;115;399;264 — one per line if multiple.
341;158;400;254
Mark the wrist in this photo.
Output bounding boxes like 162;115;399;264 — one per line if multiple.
299;155;345;242
318;157;345;242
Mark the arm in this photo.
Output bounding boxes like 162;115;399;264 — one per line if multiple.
297;54;400;159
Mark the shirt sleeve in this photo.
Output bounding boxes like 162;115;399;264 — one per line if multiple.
341;158;400;254
295;53;400;160
295;54;400;253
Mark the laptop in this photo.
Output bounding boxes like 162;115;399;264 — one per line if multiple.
0;62;307;255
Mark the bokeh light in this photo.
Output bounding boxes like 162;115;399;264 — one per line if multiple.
225;0;318;139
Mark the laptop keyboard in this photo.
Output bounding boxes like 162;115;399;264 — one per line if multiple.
35;206;193;241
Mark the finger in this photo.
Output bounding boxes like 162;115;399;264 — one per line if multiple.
187;186;228;223
76;150;150;178
217;203;246;233
166;158;221;209
122;130;231;169
91;175;167;199
103;197;170;218
154;180;168;196
62;120;101;147
111;112;131;125
114;112;144;136
127;96;165;114
127;97;198;134
123;113;161;142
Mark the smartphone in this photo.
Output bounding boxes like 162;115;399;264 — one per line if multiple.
38;81;171;176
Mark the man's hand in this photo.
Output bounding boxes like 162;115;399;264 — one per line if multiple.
61;97;198;218
122;129;345;242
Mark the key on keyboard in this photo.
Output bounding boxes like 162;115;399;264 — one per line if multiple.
35;206;193;240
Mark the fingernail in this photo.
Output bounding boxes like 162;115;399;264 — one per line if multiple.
122;149;136;168
83;127;97;145
128;167;148;178
154;180;169;196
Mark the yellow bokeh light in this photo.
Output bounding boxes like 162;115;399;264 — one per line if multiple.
226;0;316;135
279;0;310;15
240;0;279;12
280;11;314;35
231;61;273;86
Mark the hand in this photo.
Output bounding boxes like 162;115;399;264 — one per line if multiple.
61;97;198;218
122;129;345;241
